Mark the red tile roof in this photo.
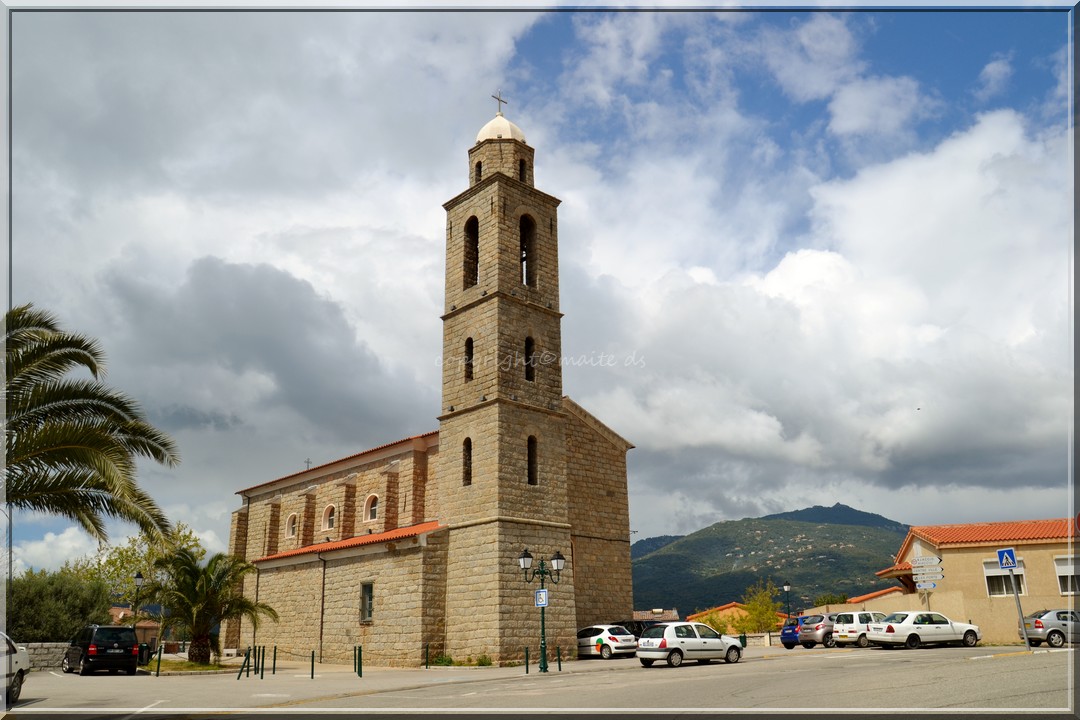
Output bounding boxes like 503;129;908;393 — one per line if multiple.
255;521;444;563
875;561;912;578
911;518;1072;546
848;587;905;603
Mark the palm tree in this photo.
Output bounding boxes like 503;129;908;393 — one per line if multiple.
151;548;278;664
4;303;179;541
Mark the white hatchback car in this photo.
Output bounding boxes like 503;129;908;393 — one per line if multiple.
832;611;887;648
576;624;637;659
867;611;980;649
635;622;742;667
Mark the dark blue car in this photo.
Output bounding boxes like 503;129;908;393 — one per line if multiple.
780;616;807;649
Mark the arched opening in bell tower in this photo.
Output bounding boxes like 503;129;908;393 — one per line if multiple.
464;216;480;288
519;215;537;287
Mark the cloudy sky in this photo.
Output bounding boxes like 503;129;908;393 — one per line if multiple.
8;6;1073;572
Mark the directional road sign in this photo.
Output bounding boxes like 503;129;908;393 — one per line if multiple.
911;555;942;567
911;565;942;575
915;581;937;590
913;573;944;581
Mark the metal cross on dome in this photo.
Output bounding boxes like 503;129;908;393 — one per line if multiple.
492;90;509;114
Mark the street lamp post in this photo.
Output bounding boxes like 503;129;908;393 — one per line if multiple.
133;572;145;629
518;548;565;673
783;581;791;621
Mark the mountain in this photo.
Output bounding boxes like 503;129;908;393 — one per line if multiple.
631;534;683;559
761;503;908;534
631;505;909;615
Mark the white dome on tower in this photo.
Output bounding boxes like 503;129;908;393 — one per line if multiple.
476;112;526;143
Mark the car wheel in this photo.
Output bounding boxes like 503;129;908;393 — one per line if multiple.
666;650;684;668
1046;631;1065;648
904;634;920;650
79;658;91;676
856;634;869;648
1028;640;1042;647
801;642;815;649
127;664;138;675
782;643;795;650
724;645;741;664
639;658;654;667
7;671;23;705
600;644;613;660
62;655;73;673
823;633;835;648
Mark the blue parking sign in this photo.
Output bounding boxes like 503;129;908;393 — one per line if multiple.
997;547;1017;570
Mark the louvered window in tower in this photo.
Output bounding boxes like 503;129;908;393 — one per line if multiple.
520;215;536;287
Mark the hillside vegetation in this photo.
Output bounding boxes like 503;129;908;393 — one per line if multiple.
631;504;908;614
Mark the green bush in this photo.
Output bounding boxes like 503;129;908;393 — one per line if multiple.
431;654;454;666
476;654;493;666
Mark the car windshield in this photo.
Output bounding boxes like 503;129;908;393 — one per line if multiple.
802;615;824;624
95;628;136;643
640;625;667;639
783;619;799;627
1025;610;1049;619
881;613;909;623
608;626;631;636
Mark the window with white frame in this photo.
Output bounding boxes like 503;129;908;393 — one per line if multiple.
983;558;1025;596
285;513;298;538
322;505;336;531
365;495;379;521
1055;556;1079;595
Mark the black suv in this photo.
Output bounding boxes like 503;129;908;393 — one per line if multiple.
62;625;139;675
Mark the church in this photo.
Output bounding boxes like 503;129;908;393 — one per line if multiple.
224;106;634;666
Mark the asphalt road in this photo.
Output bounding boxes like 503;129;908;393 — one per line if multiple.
6;645;1075;715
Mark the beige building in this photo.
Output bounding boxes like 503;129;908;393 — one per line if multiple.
223;110;634;666
806;518;1076;644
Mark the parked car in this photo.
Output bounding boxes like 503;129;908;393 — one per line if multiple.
1019;609;1079;648
613;619;663;638
635;622;741;667
62;625;139;675
780;616;808;649
797;613;839;648
1;632;30;705
867;611;980;649
576;625;638;659
832;611;887;648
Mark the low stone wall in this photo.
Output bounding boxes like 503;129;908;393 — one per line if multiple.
25;642;67;669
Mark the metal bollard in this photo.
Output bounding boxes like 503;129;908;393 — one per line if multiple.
235;649;249;680
272;646;277;675
557;646;562;671
358;645;362;678
310;650;315;679
525;646;529;674
260;646;265;680
155;645;163;677
425;643;429;669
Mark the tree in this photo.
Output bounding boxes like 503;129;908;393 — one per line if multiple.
66;522;207;613
8;568;111;642
731;579;784;633
813;592;849;606
149;548;278;664
4;303;179;542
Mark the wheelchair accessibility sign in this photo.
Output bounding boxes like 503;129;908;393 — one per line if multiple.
997;547;1017;570
535;589;549;607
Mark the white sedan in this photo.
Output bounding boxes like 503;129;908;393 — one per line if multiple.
636;622;742;667
867;611;980;649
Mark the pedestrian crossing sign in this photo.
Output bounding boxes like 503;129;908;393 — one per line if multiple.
997;547;1017;570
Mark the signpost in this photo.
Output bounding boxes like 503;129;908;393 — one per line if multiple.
911;555;944;609
999;548;1030;650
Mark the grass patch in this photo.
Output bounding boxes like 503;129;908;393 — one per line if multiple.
145;659;230;673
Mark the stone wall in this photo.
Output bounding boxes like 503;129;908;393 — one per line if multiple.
24;642;67;669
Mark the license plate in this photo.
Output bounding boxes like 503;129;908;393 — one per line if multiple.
107;649;124;654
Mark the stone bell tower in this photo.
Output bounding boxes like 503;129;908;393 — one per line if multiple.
437;102;577;663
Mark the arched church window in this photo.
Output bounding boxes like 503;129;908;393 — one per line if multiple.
462;437;473;487
365;495;379;521
285;513;298;538
322;505;336;531
524;336;535;382
520;215;537;287
475;161;482;183
464;337;474;382
464;217;480;289
527;435;538;486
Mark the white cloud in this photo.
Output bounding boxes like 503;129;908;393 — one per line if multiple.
827;75;929;137
973;54;1013;102
14;527;99;574
760;14;864;102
